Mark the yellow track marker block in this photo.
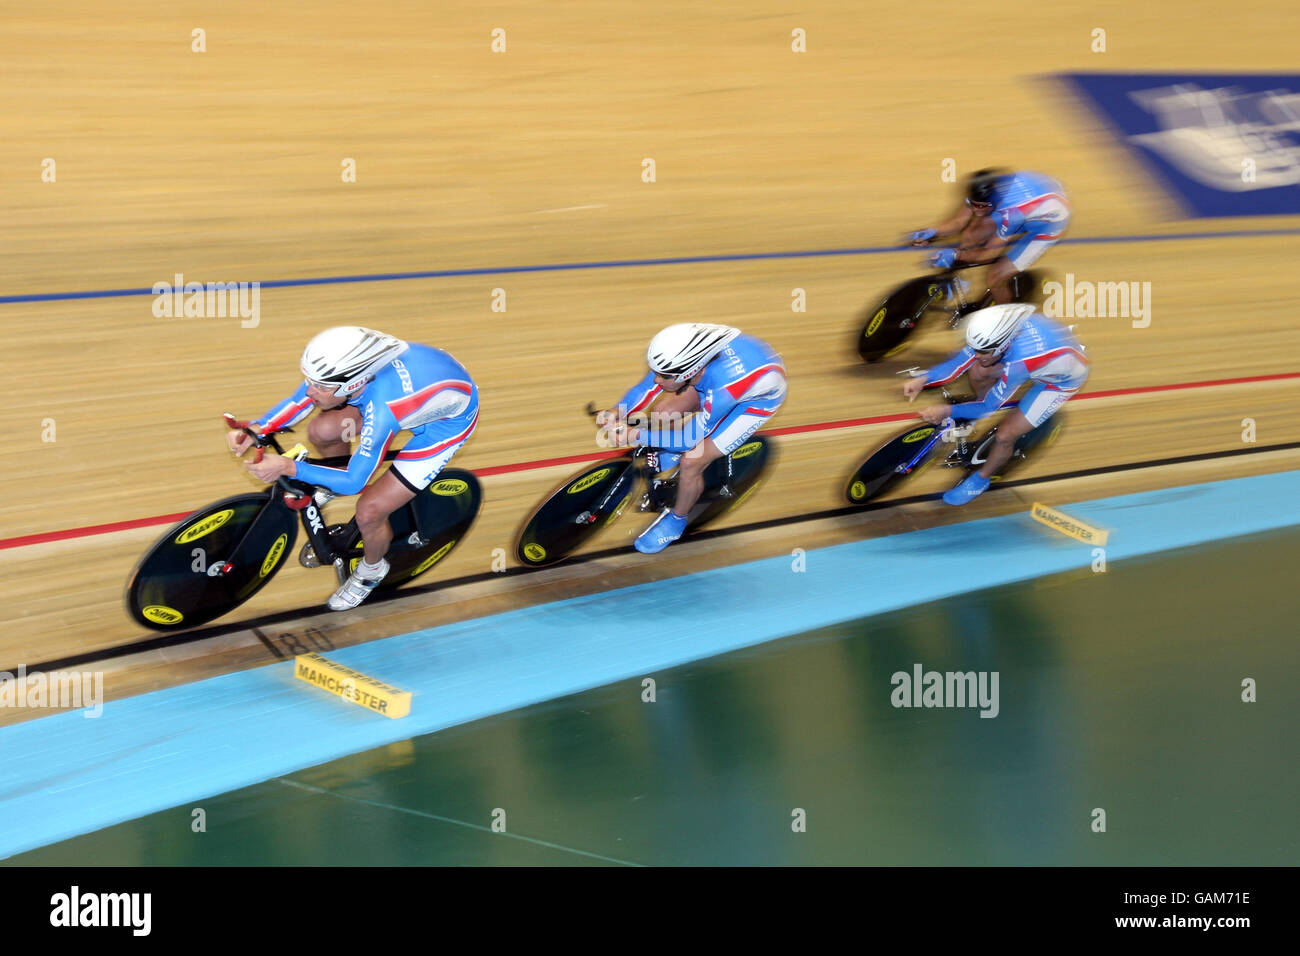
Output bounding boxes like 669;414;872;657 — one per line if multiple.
1030;503;1110;546
293;653;411;718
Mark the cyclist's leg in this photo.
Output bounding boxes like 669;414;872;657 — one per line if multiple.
354;472;417;564
943;382;1072;505
330;409;477;608
634;394;781;554
975;382;1073;479
989;234;1057;303
308;405;363;458
375;409;479;558
677;395;782;514
672;438;726;518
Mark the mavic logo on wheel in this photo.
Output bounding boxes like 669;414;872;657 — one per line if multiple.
142;605;183;625
523;542;547;562
866;308;886;336
261;533;287;577
431;479;468;496
411;539;456;576
175;509;234;544
732;441;763;460
568;468;612;494
902;428;935;444
306;505;324;534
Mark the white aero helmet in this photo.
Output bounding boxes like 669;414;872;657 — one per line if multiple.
300;326;409;399
647;323;741;384
964;303;1034;359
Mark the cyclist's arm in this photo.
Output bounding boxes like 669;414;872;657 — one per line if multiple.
251;382;315;434
955;232;1011;265
640;409;715;453
924;347;980;387
929;203;974;239
949;363;1030;420
640;384;734;453
291;404;397;495
609;371;662;421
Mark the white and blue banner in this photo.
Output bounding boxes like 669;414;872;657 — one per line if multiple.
1062;73;1300;217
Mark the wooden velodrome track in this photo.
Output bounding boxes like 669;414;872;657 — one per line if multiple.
3;1;1298;722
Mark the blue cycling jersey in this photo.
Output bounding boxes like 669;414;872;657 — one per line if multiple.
992;171;1070;240
925;313;1089;420
252;342;478;494
617;333;786;453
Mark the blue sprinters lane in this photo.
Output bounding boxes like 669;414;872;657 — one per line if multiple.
0;469;1297;859
3;228;1300;305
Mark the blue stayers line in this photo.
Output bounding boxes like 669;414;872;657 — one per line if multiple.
0;470;1297;859
2;227;1299;305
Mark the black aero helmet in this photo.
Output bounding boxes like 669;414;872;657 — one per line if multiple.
966;167;1008;207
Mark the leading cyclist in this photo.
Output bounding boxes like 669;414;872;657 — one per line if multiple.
909;167;1070;308
227;326;479;610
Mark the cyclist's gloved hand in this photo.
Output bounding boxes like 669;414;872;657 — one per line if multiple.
927;248;958;269
909;228;937;245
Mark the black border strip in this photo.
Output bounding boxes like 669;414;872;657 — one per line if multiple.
16;440;1299;673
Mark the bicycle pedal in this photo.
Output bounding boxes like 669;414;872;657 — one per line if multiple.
716;485;734;499
573;510;599;525
407;532;429;547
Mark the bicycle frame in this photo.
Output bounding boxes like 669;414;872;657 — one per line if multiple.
223;416;432;571
894;397;1023;476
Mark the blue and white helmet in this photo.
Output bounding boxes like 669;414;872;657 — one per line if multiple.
300;326;409;399
965;304;1033;359
647;323;741;384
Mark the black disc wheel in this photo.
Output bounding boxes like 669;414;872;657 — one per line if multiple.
686;435;775;530
515;457;639;567
126;493;298;631
336;468;483;588
857;275;950;362
844;424;942;504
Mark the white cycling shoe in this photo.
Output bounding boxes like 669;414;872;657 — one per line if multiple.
328;558;390;611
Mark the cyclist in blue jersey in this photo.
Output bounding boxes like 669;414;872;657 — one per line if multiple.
909;167;1070;307
902;304;1089;505
226;326;479;610
600;323;787;554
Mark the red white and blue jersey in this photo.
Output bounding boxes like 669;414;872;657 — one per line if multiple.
994;171;1070;240
618;333;786;453
925;313;1089;421
251;343;478;494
